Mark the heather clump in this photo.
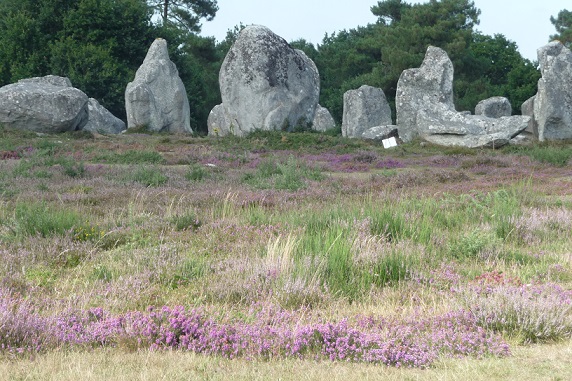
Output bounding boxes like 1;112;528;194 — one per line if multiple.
462;280;572;343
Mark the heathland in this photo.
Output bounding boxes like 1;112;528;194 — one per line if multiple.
0;127;571;380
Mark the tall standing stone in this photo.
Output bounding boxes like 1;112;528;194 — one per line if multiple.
125;38;192;133
396;46;455;143
214;25;320;136
533;41;572;141
342;85;392;138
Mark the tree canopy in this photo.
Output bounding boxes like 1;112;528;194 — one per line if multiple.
148;0;218;32
0;0;546;133
550;9;572;48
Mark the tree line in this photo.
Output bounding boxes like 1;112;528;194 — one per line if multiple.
0;0;570;134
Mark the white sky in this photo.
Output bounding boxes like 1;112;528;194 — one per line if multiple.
200;0;569;61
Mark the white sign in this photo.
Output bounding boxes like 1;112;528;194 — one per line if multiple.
382;137;397;149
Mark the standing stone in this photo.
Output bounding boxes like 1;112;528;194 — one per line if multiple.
475;97;512;118
395;46;529;148
342;85;393;138
215;25;320;136
533;41;572;141
125;38;192;133
312;105;336;132
0;75;88;133
396;46;455;143
82;98;126;134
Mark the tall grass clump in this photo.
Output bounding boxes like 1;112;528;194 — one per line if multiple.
2;202;83;239
506;144;572;167
130;166;168;187
94;150;165;164
242;156;323;191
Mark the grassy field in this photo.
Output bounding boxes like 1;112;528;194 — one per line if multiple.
0;127;571;379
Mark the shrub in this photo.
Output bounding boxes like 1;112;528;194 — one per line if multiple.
463;282;572;343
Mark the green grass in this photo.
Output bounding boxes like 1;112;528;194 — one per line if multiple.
2;202;84;239
505;143;572;166
93;150;165;164
0;130;571;376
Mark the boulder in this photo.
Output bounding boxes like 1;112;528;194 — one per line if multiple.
396;46;529;148
521;96;538;136
416;107;529;148
125;38;192;133
207;104;233;137
361;125;398;141
215;25;320;136
475;97;512;118
312;105;336;132
396;46;455;143
533;41;572;141
82;98;126;134
342;85;392;138
0;75;88;133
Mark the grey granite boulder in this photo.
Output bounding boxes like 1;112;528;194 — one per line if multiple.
342;85;392;138
215;25;320;136
396;46;529;148
521;95;538;137
396;46;455;143
416;107;529;148
475;97;512;118
361;125;398;141
312;105;336;132
533;41;572;141
125;38;192;133
0;75;88;133
82;98;126;134
207;103;232;137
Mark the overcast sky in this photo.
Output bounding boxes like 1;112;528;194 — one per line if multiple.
200;0;569;61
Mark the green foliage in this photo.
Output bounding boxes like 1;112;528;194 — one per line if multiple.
505;144;572;167
550;9;572;48
0;0;154;119
94;150;165;165
130;166;168;187
170;213;201;231
185;164;209;181
149;0;218;33
242;156;323;191
3;202;82;239
314;0;538;123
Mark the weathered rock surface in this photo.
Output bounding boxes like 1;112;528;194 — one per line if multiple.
342;85;392;138
475;97;512;118
521;95;538;137
207;104;232;137
125;38;192;133
214;25;320;136
312;105;336;132
0;75;88;133
533;41;572;141
396;46;529;148
396;46;455;143
82;98;126;134
361;125;398;141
